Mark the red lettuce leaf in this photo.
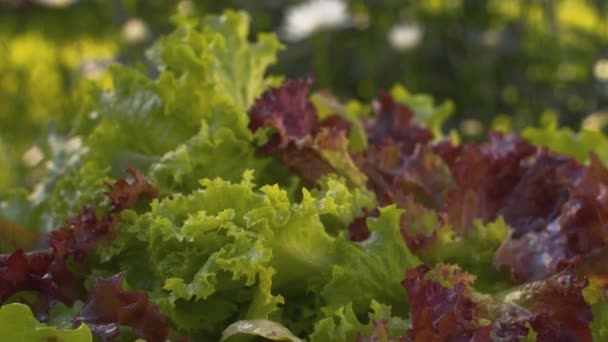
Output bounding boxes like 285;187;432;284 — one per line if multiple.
74;272;170;342
355;142;451;210
347;93;450;251
513;265;592;342
49;168;158;264
0;249;61;318
348;208;379;242
364;91;432;154
248;77;362;185
0;168;164;341
563;154;608;256
249;76;319;143
434;132;536;232
397;199;444;253
497;150;577;238
402;264;487;341
248;79;604;339
356;92;448;210
494;151;608;282
433;132;608;283
398;264;592;342
106;167;159;212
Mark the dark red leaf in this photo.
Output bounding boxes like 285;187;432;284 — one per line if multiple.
354;92;448;211
565;154;608;255
249;76;319;143
0;250;58;317
49;167;158;264
48;206;111;263
106;167;159;212
516;265;592;342
494;151;608;282
432;133;608;284
248;77;361;185
365;91;432;153
75;273;170;342
398;198;444;252
402;264;483;342
497;150;577;238
398;264;591;342
0;169;162;340
348;208;379;242
257;134;338;183
473;265;592;341
356;142;451;210
434;132;536;232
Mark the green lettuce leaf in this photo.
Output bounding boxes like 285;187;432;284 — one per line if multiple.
390;84;454;139
91;171;418;340
582;276;608;341
149;119;292;194
3;10;283;231
417;218;511;293
591;301;608;341
221;319;303;342
321;205;420;316
310;301;409;342
311;93;370;153
522;111;608;163
0;303;92;342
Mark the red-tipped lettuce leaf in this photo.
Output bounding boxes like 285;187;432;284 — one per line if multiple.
248;77;365;186
0;169;162;340
434;132;536;232
402;264;487;341
364;91;433;153
74;272;170;342
399;264;592;342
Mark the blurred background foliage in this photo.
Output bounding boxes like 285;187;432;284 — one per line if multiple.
2;0;608;191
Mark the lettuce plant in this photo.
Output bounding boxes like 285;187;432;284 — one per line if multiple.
1;10;607;342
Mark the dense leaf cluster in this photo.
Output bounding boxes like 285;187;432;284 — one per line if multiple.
1;10;607;342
